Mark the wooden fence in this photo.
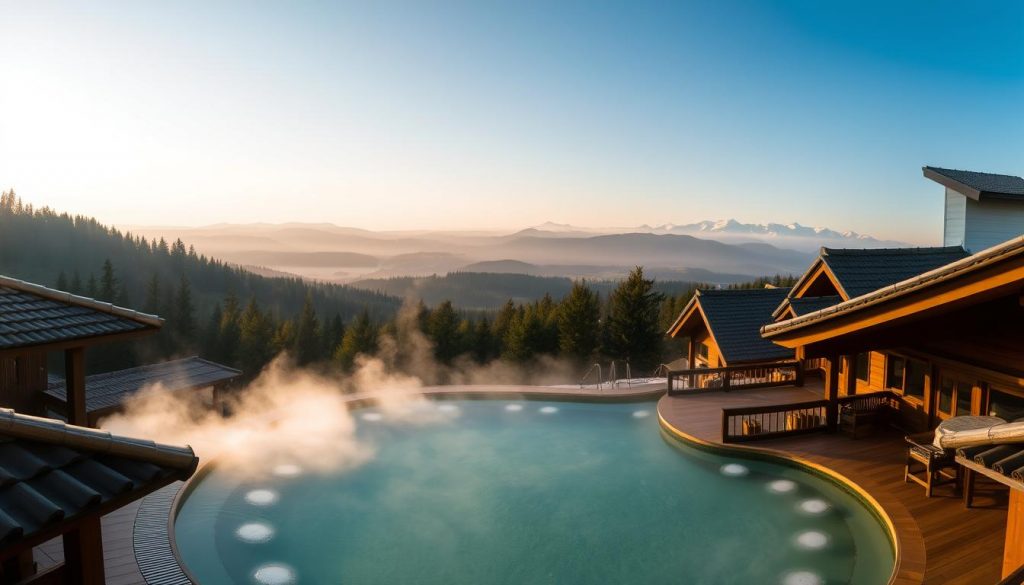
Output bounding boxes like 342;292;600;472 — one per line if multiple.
720;390;900;443
666;361;802;396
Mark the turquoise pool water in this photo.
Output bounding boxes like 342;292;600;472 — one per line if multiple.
174;400;894;585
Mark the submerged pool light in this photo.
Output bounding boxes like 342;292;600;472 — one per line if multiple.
505;404;523;412
632;410;651;418
768;479;797;494
795;530;829;550
539;406;559;414
720;463;749;477
781;570;823;585
272;463;302;478
798;499;830;515
253;563;296;585
236;522;274;543
244;489;279;506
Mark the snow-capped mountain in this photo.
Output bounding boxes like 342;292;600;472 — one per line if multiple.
529;219;907;252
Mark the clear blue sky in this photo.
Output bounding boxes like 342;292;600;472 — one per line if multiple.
1;1;1021;243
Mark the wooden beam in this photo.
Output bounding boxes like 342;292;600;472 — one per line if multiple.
64;347;87;427
824;354;840;431
62;516;104;585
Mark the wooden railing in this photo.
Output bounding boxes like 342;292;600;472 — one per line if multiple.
721;399;829;443
666;361;802;396
720;391;900;443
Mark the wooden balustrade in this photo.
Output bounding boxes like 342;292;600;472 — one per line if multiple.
666;361;802;396
721;399;830;443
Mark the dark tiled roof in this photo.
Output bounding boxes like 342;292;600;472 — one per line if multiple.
0;408;196;549
924;166;1024;199
788;296;844;316
0;276;162;351
823;246;971;298
698;287;795;364
46;357;241;416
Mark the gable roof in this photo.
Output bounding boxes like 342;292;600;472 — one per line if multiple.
924;166;1024;200
692;287;795;364
788;295;844;317
45;357;241;419
0;408;196;553
818;246;970;299
762;235;1024;343
0;275;162;352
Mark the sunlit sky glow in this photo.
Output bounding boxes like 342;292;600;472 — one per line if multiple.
1;1;1022;243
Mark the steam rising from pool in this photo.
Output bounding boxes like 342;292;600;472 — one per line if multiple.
100;300;586;479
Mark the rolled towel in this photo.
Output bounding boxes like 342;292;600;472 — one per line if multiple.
1012;465;1024;482
992;450;1024;474
974;445;1020;466
956;445;989;460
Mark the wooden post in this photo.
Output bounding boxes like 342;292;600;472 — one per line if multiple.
825;354;840;432
64;347;87;427
844;355;858;397
687;337;697;369
63;515;105;584
795;361;805;388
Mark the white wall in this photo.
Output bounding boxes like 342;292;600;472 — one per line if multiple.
964;196;1024;252
943;188;966;247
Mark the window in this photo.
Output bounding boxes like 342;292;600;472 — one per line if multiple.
989;390;1024;421
697;343;709;361
904;360;927;400
855;353;869;382
885;355;905;390
938;378;954;414
955;382;973;416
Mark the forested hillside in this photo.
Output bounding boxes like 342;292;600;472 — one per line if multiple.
351;272;703;309
0;191;400;373
0;191;794;383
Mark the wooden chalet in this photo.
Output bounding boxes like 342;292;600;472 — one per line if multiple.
0;275;225;583
665;287;801;392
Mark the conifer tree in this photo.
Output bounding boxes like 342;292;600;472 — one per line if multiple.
334;310;378;371
293;294;322;366
239;299;275;376
558;280;600;363
99;259;118;301
173;275;196;343
604;267;664;372
55;271;68;291
427;300;460;364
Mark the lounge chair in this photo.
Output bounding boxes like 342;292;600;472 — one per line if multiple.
904;432;960;497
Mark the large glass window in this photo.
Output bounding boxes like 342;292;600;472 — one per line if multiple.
989;390;1024;421
885;355;905;390
955;382;973;416
855;353;869;382
938;378;954;414
904;360;927;399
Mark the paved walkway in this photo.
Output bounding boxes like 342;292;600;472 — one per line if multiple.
657;382;1008;585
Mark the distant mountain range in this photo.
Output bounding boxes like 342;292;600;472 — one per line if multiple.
524;220;908;250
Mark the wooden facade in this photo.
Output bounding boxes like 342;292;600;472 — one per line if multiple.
763;236;1024;579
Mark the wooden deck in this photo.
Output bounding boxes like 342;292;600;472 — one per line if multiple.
658;380;1008;585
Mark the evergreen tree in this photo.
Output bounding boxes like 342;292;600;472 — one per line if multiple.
85;273;98;298
472;317;495;363
427;300;460;364
293;294;322;366
55;271;68;292
239;299;276;376
322;314;345;358
491;299;517;353
203;303;224;360
558;280;601;363
503;305;542;362
99;259;118;301
144;273;161;314
219;293;242;365
173;275;196;343
69;271;82;295
604;267;664;372
334;310;378;371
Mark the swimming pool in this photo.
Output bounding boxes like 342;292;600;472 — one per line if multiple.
173;399;894;584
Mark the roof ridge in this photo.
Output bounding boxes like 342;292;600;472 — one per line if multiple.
0;408;195;470
821;245;966;255
0;275;164;328
924;165;1022;179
